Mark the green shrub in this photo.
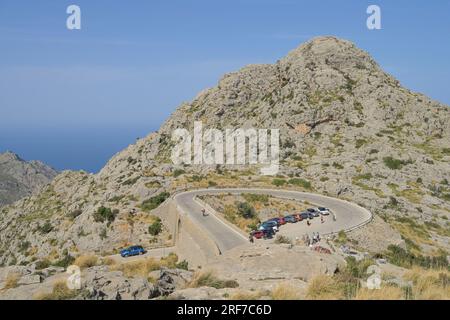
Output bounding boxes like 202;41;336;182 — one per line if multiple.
19;241;31;253
332;162;344;169
355;139;367;149
38;221;54;234
208;180;217;187
35;259;51;270
385;245;448;269
242;193;269;203
173;169;185;178
148;218;163;236
272;179;287;187
288;178;312;189
93;206;118;223
53;254;75;269
383;156;410;170
237;202;256;219
176;260;189;271
141;192;170;212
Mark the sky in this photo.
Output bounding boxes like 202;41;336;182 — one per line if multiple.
0;0;449;172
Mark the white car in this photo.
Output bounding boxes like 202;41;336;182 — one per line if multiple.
317;207;330;216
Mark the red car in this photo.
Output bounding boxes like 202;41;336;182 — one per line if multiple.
268;217;286;226
251;230;265;239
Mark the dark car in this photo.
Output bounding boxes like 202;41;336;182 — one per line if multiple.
284;215;297;223
120;245;146;258
259;220;278;231
300;211;314;220
307;208;320;217
267;217;286;226
262;228;275;239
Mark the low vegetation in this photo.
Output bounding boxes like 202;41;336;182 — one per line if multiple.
270;283;302;300
93;206;118;224
111;253;181;278
274;235;292;245
189;271;239;289
2;273;20;290
384;245;448;270
383;156;412;170
34;280;80;300
73;255;98;269
148;217;163;236
141;192;170;212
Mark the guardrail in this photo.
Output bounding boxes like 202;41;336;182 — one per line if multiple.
154;186;374;243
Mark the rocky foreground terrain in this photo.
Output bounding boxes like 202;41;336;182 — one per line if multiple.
0;151;57;207
0;36;449;299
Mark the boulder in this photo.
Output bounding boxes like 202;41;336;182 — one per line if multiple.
18;274;42;286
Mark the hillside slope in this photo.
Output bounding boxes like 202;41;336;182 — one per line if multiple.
0;36;449;267
0;151;57;207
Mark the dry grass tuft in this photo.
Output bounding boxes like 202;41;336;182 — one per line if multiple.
229;290;265;300
189;270;239;289
306;275;344;300
270;283;302;300
34;280;79;300
73;254;98;269
354;286;404;300
100;257;117;266
2;273;20;290
404;267;450;300
110;253;179;278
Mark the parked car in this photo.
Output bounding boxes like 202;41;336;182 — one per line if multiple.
284;215;297;223
262;228;275;239
267;217;286;226
120;245;146;258
251;230;265;239
259;220;278;231
300;211;314;220
307;208;320;217
317;207;330;215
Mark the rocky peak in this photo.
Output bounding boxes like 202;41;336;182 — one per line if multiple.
0;151;22;163
0;151;58;206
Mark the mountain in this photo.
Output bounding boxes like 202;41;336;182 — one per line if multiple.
0;151;57;207
0;36;449;267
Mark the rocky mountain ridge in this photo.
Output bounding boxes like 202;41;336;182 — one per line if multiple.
0;151;57;207
0;36;449;267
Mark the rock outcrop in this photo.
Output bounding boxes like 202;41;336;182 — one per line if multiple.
0;151;57;206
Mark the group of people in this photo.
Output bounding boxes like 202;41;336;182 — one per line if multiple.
303;232;321;246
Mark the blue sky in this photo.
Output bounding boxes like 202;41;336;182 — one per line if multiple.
1;0;449;172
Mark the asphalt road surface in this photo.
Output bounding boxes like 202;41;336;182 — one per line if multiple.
174;188;372;253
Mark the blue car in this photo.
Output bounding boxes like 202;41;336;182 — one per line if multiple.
120;245;146;258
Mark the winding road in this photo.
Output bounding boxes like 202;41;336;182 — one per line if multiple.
174;188;373;253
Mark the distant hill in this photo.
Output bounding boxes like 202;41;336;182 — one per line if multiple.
0;151;58;206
